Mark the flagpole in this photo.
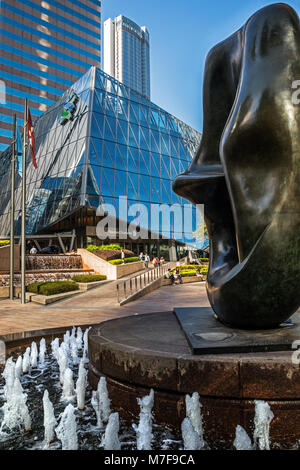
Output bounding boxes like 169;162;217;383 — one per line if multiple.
21;99;28;305
9;114;16;300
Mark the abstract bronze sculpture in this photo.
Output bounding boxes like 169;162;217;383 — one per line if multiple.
173;3;300;329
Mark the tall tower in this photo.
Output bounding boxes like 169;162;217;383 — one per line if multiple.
0;0;102;153
104;15;150;99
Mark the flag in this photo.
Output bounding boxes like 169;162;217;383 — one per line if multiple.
27;109;37;169
16;123;23;177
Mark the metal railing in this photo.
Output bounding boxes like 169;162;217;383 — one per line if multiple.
117;264;171;304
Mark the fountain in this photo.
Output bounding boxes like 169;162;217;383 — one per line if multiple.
102;412;121;451
55;403;78;450
22;347;30;374
58;349;68;386
233;425;253;451
181;418;202;450
1;376;31;433
51;338;59;361
76;327;83;350
15;356;22;379
76;360;87;410
30;342;38;368
39;338;46;366
185;392;204;446
43;390;57;448
62;368;75;402
133;389;154;450
253;400;274;450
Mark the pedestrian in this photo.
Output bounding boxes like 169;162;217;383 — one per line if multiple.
139;252;144;261
145;253;150;269
30;245;38;254
165;268;175;285
160;256;165;265
121;249;125;264
153;257;158;268
175;267;183;284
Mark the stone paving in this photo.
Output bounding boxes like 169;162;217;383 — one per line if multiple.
0;281;210;336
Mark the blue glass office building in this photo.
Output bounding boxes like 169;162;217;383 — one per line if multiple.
0;67;203;259
0;0;101;152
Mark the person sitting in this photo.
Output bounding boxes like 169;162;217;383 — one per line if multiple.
30;245;38;254
175;267;183;284
165;268;175;284
196;268;204;281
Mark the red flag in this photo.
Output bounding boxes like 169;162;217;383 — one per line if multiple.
27;109;37;169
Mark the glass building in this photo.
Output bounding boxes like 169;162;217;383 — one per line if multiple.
0;0;101;153
104;15;150;99
0;67;204;260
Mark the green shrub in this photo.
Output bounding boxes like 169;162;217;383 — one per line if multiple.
200;258;209;262
39;281;79;296
27;281;47;294
109;256;140;265
86;244;122;252
180;270;197;277
172;264;207;273
0;240;10;247
27;281;79;296
200;267;208;275
124;256;140;263
109;259;122;265
72;274;107;283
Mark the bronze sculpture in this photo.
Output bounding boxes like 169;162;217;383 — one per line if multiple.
173;3;300;329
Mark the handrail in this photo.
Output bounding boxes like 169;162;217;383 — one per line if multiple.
117;263;171;303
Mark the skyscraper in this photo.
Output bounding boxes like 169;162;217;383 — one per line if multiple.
0;0;102;153
104;15;150;100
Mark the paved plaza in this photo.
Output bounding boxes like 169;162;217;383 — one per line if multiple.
0;282;210;336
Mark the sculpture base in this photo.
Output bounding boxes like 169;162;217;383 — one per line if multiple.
88;311;300;449
174;307;299;355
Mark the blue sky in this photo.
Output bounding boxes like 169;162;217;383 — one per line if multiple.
102;0;300;131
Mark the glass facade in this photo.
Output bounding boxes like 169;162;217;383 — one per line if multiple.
0;67;204;255
0;0;101;153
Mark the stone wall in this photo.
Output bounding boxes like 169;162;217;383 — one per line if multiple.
0;270;94;289
26;254;82;271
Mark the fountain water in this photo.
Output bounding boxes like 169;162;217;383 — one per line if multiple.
70;338;79;365
51;338;60;361
185;392;204;447
1;377;31;433
58;349;68;386
63;331;70;348
82;327;91;363
253;400;274;450
2;357;15;399
55;403;78;450
30;342;38;368
62;368;75;402
22;347;30;374
76;360;87;410
43;390;57;448
39;338;46;366
233;425;253;450
15;356;23;379
181;417;202;450
133;389;154;450
90;377;111;428
102;412;121;450
76;327;83;350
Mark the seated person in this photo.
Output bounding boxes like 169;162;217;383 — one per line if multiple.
175;267;183;284
165;268;175;284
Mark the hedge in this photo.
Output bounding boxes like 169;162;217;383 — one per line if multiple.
72;274;107;283
172;264;207;272
87;244;122;252
27;281;79;296
200;258;209;262
0;240;10;247
109;256;140;265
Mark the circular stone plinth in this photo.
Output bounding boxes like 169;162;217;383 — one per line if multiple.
88;312;300;449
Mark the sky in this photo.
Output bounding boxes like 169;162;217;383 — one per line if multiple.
102;0;300;132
